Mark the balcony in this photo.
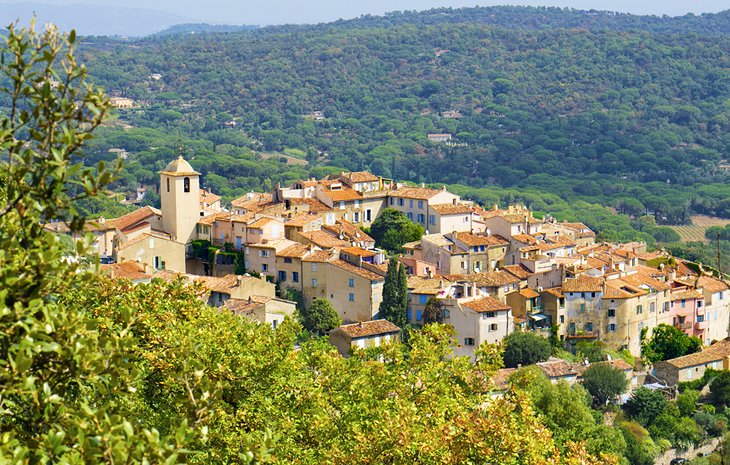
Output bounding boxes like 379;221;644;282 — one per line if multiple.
678;321;693;330
695;320;707;330
567;331;599;340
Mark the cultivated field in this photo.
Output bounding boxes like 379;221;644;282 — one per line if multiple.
669;215;730;243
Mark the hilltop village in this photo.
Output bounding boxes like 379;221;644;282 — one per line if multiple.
49;156;730;374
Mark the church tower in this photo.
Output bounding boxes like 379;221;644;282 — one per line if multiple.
160;156;200;244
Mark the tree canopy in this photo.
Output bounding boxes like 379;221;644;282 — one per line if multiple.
641;324;702;363
502;331;551;368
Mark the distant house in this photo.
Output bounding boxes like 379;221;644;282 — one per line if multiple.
329;319;401;357
654;338;730;386
149;73;162;81
428;133;452;143
441;110;462;119
109;97;134;109
223;295;296;329
305;111;325;120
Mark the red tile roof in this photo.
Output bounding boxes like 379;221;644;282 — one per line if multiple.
336;319;401;338
461;296;511;313
430;204;473;215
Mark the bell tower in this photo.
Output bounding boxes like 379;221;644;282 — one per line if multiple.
160;155;200;244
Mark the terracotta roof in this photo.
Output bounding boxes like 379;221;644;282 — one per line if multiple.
195;274;262;295
519;288;540;299
390;186;445;200
160;156;199;176
101;261;151;281
340;247;377;258
224;296;272;315
330;259;383;281
231;192;273;211
620;271;671;292
198;212;230;226
298;230;350;249
453;232;508;247
490;368;517;391
502;265;533;280
407;275;450;295
319;184;363;202
671;289;704;302
461;296;511;313
562;275;604;293
116;232;166;252
430;204;473;215
660;339;730;369
248;217;281;229
121;221;150;234
402;240;422;250
200;189;220;205
277;244;312;259
287;198;331;213
446;270;521;288
340;171;380;183
511;233;538;245
151;269;193;283
696;276;730;294
543;287;565;298
537;359;579;378
321;219;374;244
302;250;335;263
498;213;542;225
107;206;160;231
285;213;323;228
336;319;401;338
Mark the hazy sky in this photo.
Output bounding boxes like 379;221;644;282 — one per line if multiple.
14;1;730;25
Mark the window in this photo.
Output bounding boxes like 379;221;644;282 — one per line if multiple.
580;303;586;312
348;293;355;302
681;299;686;308
166;178;170;192
720;292;725;300
464;338;475;346
407;212;413;221
292;272;299;283
559;315;565;323
284;257;292;264
311;263;318;272
183;177;190;193
389;197;394;205
483;311;495;319
353;212;360;223
608;323;617;332
416;310;423;321
261;264;268;272
419;295;428;304
154;256;163;270
608;309;616;317
585;323;593;332
473;246;479;253
480;245;485;252
366;209;372;222
348;278;355;288
463;216;469;223
429;215;436;225
489;324;498;331
650;302;656;313
397;198;404;206
580;292;585;298
417;213;425;224
697;315;705;322
442;309;450;319
354;200;360;208
698;301;703;308
407;308;412;321
409;199;414;208
311;279;317;288
339;201;345;210
636;305;643;315
591;292;596;298
278;271;286;282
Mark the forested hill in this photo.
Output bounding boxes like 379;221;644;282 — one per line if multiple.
75;6;730;245
290;6;730;36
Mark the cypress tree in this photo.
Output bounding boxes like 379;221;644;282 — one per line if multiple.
379;256;407;328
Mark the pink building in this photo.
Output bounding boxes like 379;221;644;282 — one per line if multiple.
670;287;706;341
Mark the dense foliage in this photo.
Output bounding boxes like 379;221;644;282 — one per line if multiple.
502;331;552;368
581;363;628;406
378;256;408;328
299;298;341;335
368;208;425;252
641;323;703;363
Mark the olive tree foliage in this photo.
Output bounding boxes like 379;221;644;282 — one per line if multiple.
0;22;195;463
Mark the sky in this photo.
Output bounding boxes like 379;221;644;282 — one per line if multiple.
8;0;730;25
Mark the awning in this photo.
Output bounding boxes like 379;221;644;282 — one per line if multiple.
528;313;548;321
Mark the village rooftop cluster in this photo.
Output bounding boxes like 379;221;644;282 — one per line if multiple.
46;156;730;388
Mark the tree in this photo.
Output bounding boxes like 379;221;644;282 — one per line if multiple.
0;22;194;462
642;324;702;363
300;298;341;335
378;256;408;328
710;371;730;408
575;340;608;363
423;297;444;324
623;387;668;427
502;331;551;368
581;363;628;406
369;208;424;252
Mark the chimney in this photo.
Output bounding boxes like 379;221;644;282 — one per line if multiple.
248;295;252;304
237;275;243;287
358;321;363;327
